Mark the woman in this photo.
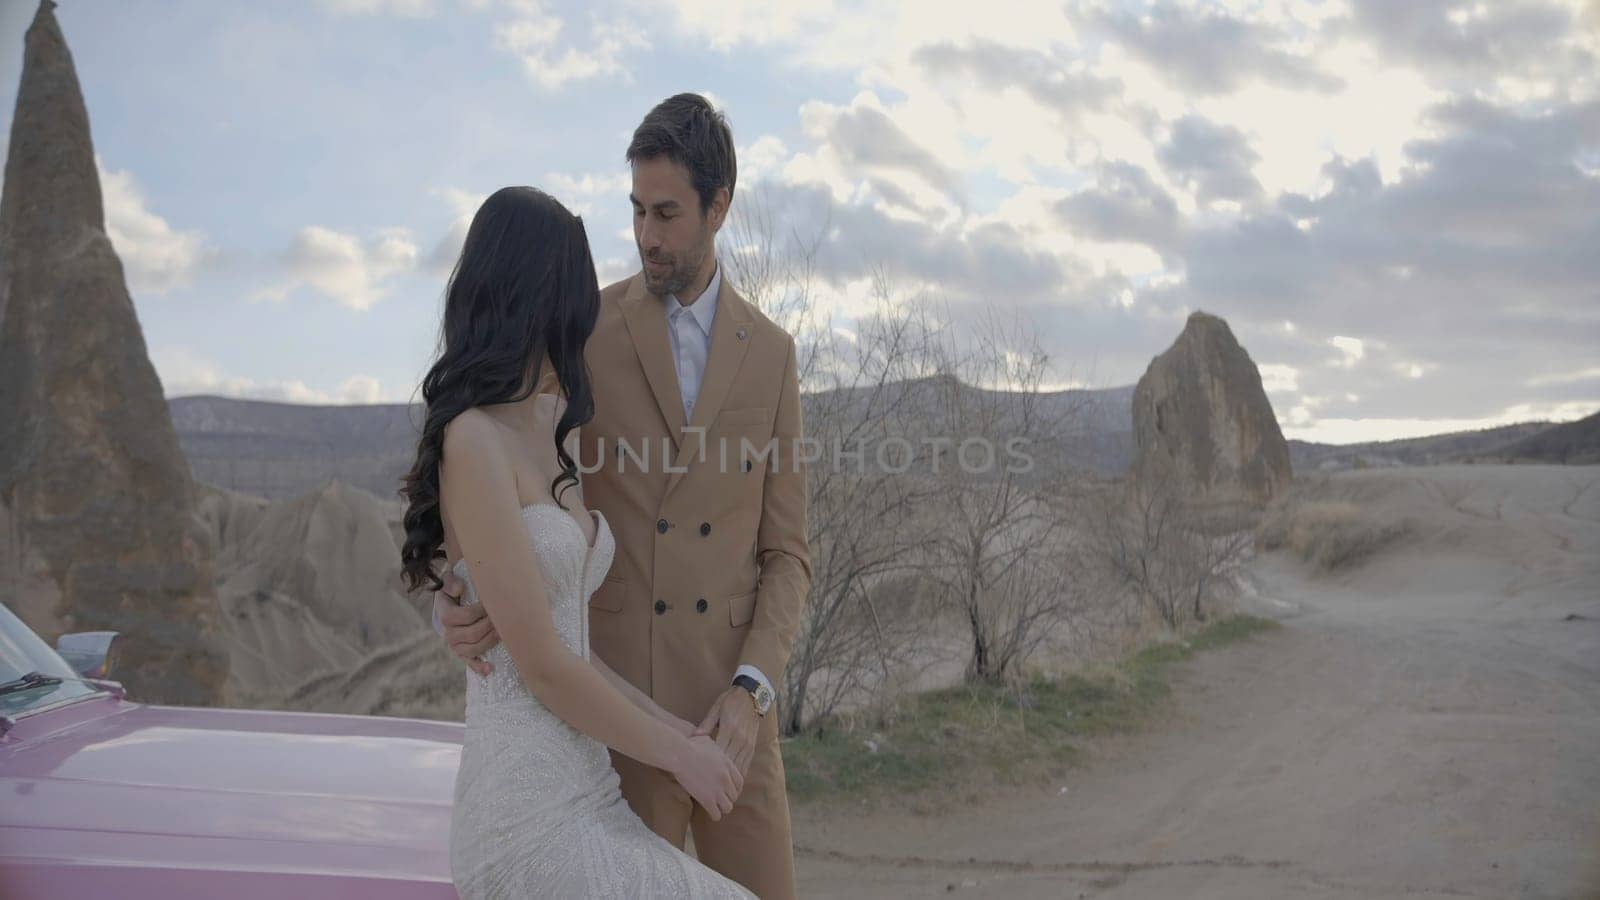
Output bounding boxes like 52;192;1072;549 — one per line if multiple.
399;187;755;898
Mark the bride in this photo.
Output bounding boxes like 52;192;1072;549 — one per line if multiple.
399;186;755;898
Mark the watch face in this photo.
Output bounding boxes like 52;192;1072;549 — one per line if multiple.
755;684;774;712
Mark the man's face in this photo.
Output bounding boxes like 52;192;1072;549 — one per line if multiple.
630;156;724;297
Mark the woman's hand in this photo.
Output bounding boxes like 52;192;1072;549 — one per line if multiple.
668;735;744;821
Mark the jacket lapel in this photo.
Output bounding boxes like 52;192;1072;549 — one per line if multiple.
619;274;687;454
666;275;754;496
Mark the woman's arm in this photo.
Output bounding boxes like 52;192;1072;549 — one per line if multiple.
591;655;694;737
440;411;696;772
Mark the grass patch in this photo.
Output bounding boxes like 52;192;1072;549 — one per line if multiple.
781;615;1278;805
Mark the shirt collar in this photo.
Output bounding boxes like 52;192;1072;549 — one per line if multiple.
666;259;720;336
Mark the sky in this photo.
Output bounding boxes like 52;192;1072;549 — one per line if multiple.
1;0;1596;444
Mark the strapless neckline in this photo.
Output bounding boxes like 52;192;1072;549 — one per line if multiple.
450;504;607;577
520;503;603;552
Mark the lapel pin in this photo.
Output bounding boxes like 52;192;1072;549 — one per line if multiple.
736;327;748;341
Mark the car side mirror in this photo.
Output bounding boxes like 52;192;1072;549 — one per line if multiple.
56;631;121;679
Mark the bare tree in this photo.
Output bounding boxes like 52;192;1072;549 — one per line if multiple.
1091;458;1253;631
918;308;1092;684
720;193;945;735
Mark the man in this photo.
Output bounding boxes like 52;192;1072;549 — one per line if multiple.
434;93;810;900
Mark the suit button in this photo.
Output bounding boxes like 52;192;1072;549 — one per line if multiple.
654;599;667;615
656;518;668;534
696;598;708;613
699;522;711;536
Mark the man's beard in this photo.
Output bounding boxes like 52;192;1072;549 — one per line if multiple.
640;241;707;298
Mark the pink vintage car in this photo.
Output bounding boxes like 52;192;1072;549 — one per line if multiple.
0;602;463;898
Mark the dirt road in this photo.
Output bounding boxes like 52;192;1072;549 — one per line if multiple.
791;466;1600;898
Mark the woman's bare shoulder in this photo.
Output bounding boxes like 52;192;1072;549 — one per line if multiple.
441;408;509;463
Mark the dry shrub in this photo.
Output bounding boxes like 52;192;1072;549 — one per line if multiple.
1259;498;1408;572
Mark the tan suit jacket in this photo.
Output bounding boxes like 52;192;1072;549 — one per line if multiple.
546;270;810;897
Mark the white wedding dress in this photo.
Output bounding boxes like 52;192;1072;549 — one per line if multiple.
449;503;755;899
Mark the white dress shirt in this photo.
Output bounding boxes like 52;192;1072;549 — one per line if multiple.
664;261;719;423
664;262;776;704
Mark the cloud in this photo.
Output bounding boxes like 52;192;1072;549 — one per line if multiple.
725;177;1079;315
544;171;631;215
421;176;631;280
63;0;1597;442
1328;335;1365;367
260;225;418;311
490;5;648;90
660;0;842;52
911;39;1120;124
1053;161;1183;256
424;188;486;274
98;158;209;295
1281;400;1600;444
1127;91;1600;419
1336;0;1594;92
1077;2;1342;95
318;0;435;16
799;92;967;213
336;374;388;403
1157;115;1262;206
153;346;395;404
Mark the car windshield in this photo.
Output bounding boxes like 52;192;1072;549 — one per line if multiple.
0;603;105;719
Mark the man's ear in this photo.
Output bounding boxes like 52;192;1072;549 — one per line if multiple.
707;186;731;233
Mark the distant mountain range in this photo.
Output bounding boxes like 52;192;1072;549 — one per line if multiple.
167;394;1598;501
170;396;425;501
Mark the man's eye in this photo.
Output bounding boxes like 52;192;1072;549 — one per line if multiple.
660;214;675;221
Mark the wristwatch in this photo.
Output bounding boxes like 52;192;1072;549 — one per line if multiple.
731;674;773;717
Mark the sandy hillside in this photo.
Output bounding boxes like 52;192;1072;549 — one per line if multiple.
792;465;1600;899
199;480;455;709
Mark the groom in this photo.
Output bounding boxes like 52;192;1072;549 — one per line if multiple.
434;93;810;899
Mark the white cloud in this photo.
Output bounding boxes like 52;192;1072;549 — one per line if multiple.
1328;335;1365;367
545;171;631;216
664;0;844;53
98;158;207;295
494;14;562;51
425;188;487;274
595;255;636;286
154;347;308;402
1258;363;1300;393
338;374;387;403
259;225;418;311
154;347;398;404
489;5;648;90
1526;366;1600;387
738;136;791;185
1282;400;1600;444
319;0;434;16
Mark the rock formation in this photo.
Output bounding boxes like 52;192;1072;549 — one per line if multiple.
0;1;228;704
1131;311;1292;503
208;480;430;704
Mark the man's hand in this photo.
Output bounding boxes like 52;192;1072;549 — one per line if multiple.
694;686;760;780
435;571;499;676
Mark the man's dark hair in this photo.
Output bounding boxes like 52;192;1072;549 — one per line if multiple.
626;93;737;214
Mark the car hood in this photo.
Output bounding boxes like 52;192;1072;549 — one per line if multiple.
1;696;463;882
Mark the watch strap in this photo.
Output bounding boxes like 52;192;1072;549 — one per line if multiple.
731;674;768;715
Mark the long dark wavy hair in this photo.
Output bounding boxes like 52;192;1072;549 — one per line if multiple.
399;186;600;594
